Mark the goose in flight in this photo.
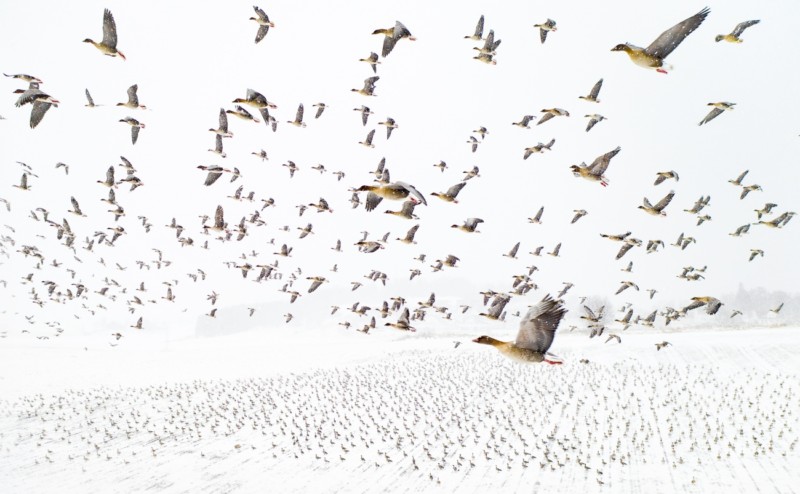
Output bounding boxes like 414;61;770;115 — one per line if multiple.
385;308;415;331
431;182;466;203
352;76;380;96
373;21;416;57
533;19;557;44
570;146;621;186
119;117;145;144
250;6;274;43
83;9;126;60
715;20;759;43
638;190;675;216
359;52;380;73
117;84;146;109
464;15;485;41
611;7;710;73
698;102;735;126
474;294;566;364
355;181;427;212
579;79;603;103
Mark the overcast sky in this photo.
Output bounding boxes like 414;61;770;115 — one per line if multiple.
1;0;798;339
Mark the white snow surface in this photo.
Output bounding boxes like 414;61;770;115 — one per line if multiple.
1;326;799;493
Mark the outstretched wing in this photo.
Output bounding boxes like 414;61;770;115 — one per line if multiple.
645;7;710;60
653;191;675;211
364;192;383;212
515;294;566;352
102;9;118;49
698;107;723;126
732;19;759;37
589;146;621;175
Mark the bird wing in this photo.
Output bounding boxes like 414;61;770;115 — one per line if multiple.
308;280;322;293
365;129;375;144
653;191;675;211
487;294;510;317
446;182;466;198
396;181;427;206
131;126;139;144
585;117;598;132
378;38;398;60
85;89;95;105
102;9;118;49
589;146;621;175
314;105;324;119
253;5;268;20
205;171;222;186
654;174;667;186
364;192;383;212
644;7;710;60
399;200;416;216
481;30;495;51
589;79;603;99
537;112;554;126
509;241;520;257
219;108;228;131
71;196;81;212
29;101;52;129
683;300;706;312
474;15;485;37
616;243;634;260
255;25;269;43
698;107;723;126
214;205;224;228
732;19;759;37
405;224;420;241
296;103;304;122
515;294;566;352
539;27;548;44
466;217;483;229
127;84;139;106
705;299;722;315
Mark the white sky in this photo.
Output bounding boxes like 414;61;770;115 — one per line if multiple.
1;0;798;338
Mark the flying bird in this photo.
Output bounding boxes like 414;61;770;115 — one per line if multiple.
533;19;557;44
698;102;735;126
579;79;603;103
715;20;759;43
119;117;145;144
117;84;146;110
250;6;275;43
473;294;567;364
83;9;126;60
359;52;380;73
611;7;710;73
373;21;416;57
638;190;675;216
465;15;485;41
570;146;621;186
352;76;380;97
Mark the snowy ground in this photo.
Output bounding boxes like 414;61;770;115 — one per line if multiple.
1;327;799;494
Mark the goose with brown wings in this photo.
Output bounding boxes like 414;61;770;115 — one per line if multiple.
473;294;567;364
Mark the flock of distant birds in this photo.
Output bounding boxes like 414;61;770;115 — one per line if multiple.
0;6;795;360
2;351;797;489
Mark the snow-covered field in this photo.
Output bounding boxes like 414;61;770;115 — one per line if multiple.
1;327;799;494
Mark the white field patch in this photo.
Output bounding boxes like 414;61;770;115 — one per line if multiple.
1;327;799;493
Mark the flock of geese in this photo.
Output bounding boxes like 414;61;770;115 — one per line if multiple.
0;5;795;362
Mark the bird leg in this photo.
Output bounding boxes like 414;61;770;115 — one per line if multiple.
544;359;563;365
